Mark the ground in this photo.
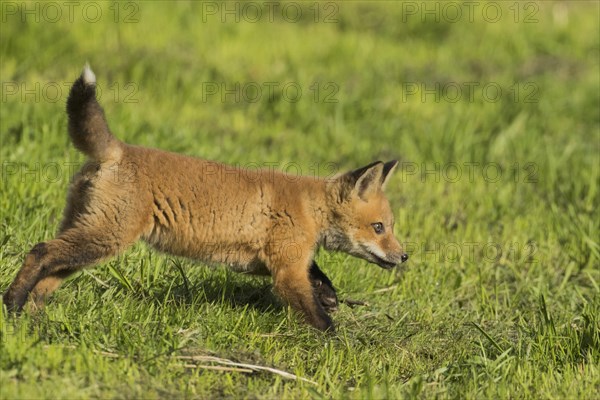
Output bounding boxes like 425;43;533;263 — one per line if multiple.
0;1;599;399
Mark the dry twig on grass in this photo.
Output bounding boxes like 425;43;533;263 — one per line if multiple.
177;355;317;385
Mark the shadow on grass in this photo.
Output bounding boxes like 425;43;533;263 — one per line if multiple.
141;272;281;314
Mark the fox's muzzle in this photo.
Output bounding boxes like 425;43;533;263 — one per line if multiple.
371;252;409;270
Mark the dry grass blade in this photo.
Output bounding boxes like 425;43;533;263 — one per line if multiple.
342;298;369;308
247;333;296;338
182;364;254;373
95;350;120;358
177;355;317;385
371;285;398;294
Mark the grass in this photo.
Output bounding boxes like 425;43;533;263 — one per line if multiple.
1;1;599;398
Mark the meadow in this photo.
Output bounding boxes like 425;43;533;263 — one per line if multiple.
0;1;599;398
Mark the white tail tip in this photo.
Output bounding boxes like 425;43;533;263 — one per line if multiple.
82;63;96;85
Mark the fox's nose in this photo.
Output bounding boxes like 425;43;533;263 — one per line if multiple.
401;253;409;263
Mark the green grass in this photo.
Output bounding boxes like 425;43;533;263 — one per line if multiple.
1;1;599;398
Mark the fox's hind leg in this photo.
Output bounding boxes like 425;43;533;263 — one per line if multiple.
29;270;75;310
309;261;338;313
4;179;144;312
2;226;135;312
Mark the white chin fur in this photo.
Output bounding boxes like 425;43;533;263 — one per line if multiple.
82;63;96;85
363;243;387;259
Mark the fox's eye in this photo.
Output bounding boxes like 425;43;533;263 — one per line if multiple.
372;222;384;234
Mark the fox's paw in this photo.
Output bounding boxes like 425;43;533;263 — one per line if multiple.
3;289;27;314
312;279;338;313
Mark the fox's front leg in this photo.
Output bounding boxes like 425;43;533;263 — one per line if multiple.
309;261;338;313
271;259;333;332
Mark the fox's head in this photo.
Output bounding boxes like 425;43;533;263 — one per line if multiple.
324;160;408;269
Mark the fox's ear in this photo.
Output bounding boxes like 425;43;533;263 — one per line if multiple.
380;160;399;190
341;161;385;201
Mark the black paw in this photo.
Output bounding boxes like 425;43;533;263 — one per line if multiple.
312;278;339;313
309;260;338;313
309;305;335;332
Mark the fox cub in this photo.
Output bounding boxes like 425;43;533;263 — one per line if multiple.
3;65;408;331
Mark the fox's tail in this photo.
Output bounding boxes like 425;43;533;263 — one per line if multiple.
66;64;122;161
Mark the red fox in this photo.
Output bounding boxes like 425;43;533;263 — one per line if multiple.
3;65;408;331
